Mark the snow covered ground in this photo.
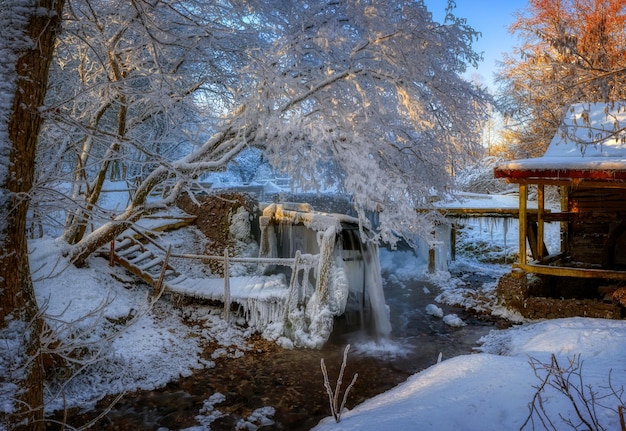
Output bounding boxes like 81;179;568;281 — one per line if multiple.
312;317;626;431
29;188;626;430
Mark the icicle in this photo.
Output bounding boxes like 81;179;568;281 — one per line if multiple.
260;203;394;347
362;242;392;337
503;217;509;256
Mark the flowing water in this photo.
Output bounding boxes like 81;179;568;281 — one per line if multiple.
47;264;502;431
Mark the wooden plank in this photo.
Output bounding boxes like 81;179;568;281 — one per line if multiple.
500;178;626;189
540;212;620;222
112;255;158;287
526;221;549;260
526;222;539;261
435;208;547;217
168;274;188;285
494;167;626;181
138;257;164;271
116;244;143;257
515;262;626;281
113;237;134;251
128;250;153;265
537;252;566;265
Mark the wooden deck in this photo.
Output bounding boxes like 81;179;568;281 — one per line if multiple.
106;232;290;303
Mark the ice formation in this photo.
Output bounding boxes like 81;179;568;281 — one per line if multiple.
165;203;392;348
259;203;392;347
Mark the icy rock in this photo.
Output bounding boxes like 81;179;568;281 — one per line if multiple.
229;206;252;241
443;314;467;327
425;304;443;318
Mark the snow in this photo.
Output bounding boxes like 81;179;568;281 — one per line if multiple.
497;102;626;172
435;191;531;210
17;184;626;429
312;317;626;431
425;303;443;318
29;237;252;413
169;274;290;337
442;313;466;327
0;320;29;415
546;102;626;157
17;204;626;431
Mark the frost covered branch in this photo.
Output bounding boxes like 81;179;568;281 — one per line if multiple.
522;354;625;431
320;344;358;423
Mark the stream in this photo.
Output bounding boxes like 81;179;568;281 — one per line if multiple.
46;266;504;430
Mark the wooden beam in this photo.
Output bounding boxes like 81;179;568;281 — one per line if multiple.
500;178;626;189
526;221;549;261
539;211;619;222
494;167;626;181
519;184;528;265
537;184;545;259
515;262;626;281
438;208;543;216
560;185;568;255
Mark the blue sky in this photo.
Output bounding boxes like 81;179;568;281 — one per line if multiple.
425;0;529;89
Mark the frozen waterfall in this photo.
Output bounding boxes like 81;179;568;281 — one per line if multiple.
258;203;392;348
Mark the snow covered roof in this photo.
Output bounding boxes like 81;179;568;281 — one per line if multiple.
495;102;626;181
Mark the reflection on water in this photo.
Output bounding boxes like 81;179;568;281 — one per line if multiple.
47;270;499;430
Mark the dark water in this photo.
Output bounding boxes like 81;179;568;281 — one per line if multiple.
46;271;501;430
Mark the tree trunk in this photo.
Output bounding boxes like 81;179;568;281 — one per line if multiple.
0;1;64;429
64;43;129;245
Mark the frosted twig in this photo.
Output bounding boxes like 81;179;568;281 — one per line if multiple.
320;344;358;423
521;353;624;431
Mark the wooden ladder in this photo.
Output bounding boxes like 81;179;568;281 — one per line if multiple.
106;235;188;289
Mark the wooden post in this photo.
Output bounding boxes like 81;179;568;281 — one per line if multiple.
450;223;456;261
154;245;172;301
560;185;569;254
428;248;435;273
519;184;528;264
537;184;545;259
223;247;230;321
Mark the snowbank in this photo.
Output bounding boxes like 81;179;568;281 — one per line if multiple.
313;317;626;431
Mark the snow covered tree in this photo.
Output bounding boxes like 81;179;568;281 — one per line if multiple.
238;0;491;243
37;0;490;265
497;0;626;158
0;1;64;429
34;0;255;245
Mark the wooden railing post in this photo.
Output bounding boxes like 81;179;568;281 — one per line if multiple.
428;248;435;273
154;245;172;301
450;223;456;261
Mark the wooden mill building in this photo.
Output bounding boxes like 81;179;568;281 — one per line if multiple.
494;102;626;318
